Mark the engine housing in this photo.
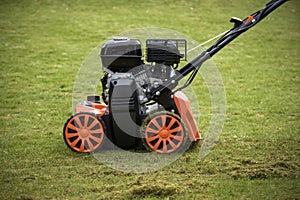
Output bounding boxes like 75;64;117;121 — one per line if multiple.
108;73;145;149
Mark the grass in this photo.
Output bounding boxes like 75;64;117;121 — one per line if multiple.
1;0;299;199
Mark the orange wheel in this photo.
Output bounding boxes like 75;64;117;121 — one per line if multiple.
63;112;105;153
143;112;185;154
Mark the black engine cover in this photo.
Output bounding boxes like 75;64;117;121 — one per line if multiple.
108;73;142;149
100;38;142;72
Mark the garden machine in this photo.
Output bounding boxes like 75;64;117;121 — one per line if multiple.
63;0;287;153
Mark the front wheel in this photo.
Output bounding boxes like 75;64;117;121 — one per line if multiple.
63;112;106;153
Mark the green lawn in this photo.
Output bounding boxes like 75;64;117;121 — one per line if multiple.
1;0;299;199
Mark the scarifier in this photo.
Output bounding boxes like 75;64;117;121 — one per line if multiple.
63;0;288;153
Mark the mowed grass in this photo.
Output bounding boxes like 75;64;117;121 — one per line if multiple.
0;0;299;199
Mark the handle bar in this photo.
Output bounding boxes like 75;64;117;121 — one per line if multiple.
147;0;288;100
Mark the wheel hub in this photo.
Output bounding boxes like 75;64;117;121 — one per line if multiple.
159;129;169;139
79;129;89;138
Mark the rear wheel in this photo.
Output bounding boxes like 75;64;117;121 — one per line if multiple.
142;111;186;154
63;112;106;153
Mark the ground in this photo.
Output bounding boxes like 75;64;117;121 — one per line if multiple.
0;0;299;199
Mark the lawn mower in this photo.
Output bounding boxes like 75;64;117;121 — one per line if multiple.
63;0;287;154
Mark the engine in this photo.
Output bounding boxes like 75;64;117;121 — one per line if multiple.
99;37;186;148
100;37;186;105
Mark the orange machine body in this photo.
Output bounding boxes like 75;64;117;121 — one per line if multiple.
173;91;201;142
75;102;107;117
